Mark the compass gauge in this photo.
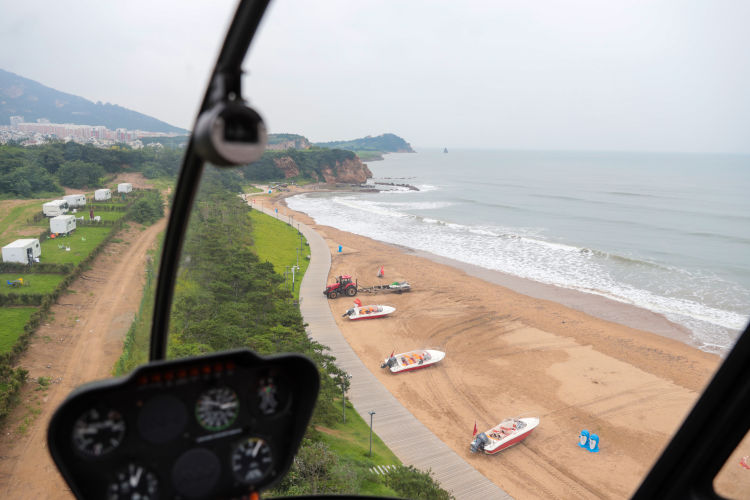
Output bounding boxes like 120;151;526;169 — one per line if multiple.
72;408;126;457
231;437;273;485
195;387;239;431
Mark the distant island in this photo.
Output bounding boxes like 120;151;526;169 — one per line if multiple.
313;133;414;161
0;68;186;134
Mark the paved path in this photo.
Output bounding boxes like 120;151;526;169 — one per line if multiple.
261;207;512;499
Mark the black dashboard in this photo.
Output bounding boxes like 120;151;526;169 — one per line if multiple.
47;350;319;499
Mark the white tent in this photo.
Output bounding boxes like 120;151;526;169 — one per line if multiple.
117;183;133;193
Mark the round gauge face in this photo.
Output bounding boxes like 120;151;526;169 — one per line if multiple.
195;387;239;431
255;375;290;416
72;408;126;457
107;462;158;500
231;437;273;485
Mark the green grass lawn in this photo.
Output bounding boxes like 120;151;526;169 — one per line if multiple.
88;201;128;210
248;210;309;299
39;226;112;264
84;210;125;222
0;200;48;246
146;177;175;193
318;402;401;467
0;307;37;353
0;274;65;295
353;150;385;161
317;402;401;497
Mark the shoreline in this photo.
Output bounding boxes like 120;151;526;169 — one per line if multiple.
406;247;698;349
276;188;707;355
260;189;748;498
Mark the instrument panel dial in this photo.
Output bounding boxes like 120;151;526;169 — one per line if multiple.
107;462;158;500
231;437;273;485
72;408;126;457
195;386;239;431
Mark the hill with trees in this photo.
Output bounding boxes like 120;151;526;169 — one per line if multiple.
267;133;312;150
0;142;183;197
314;133;414;160
0;68;186;133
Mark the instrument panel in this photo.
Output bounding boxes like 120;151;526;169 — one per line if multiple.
48;349;319;499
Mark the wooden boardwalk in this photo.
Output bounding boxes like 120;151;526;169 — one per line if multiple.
266;206;512;499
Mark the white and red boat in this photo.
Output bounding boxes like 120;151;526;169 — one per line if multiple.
469;417;539;454
343;299;395;320
380;349;445;373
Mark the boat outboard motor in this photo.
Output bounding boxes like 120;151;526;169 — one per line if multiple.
381;356;398;369
470;432;490;453
343;308;354;317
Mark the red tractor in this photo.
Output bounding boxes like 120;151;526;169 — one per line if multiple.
324;275;358;299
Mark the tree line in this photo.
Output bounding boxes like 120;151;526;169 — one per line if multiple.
166;180;451;498
0;141;183;197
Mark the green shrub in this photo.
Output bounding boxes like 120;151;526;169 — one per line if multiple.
384;466;454;500
129;190;164;225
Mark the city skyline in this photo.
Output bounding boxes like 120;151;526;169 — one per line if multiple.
1;115;181;147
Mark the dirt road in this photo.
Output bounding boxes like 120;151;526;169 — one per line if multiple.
0;217;166;499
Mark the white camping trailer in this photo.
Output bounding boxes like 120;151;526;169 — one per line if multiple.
94;188;112;201
42;199;69;217
63;194;86;208
117;183;133;193
50;214;77;235
2;238;41;264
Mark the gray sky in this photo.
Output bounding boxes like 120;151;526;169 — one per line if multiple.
2;0;749;152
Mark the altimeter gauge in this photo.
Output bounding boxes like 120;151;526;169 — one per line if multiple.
195;387;239;431
231;437;273;484
72;408;126;457
107;462;158;500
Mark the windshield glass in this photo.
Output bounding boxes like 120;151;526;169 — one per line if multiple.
1;1;749;499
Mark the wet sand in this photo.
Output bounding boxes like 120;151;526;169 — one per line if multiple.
257;192;748;499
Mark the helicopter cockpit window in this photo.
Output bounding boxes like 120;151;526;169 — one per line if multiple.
1;1;749;499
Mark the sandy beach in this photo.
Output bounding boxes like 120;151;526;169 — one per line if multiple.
255;189;750;499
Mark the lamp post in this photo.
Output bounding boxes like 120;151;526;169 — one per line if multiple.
368;411;376;457
291;265;299;291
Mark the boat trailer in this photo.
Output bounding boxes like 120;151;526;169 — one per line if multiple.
358;282;411;294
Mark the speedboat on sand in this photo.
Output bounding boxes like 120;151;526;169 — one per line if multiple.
343;299;395;320
380;349;445;373
470;417;540;454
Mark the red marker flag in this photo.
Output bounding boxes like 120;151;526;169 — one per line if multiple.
389;349;395;358
473;421;478;437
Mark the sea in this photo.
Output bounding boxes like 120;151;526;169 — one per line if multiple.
287;149;750;355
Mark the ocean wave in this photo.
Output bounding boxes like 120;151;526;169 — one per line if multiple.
381;201;455;210
287;191;750;350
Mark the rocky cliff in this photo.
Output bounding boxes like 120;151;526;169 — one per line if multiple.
242;148;372;183
319;157;373;184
